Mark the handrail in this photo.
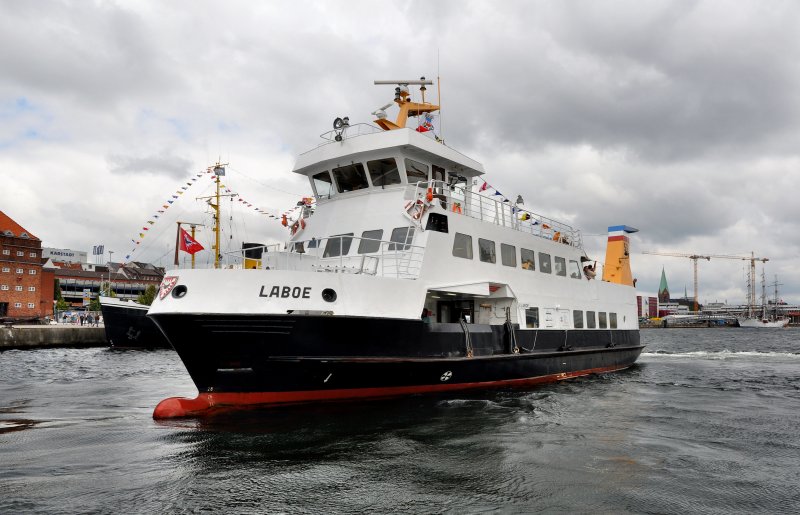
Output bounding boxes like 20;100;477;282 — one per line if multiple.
407;180;583;249
224;234;426;279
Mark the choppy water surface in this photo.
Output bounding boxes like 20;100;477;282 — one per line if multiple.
1;329;799;513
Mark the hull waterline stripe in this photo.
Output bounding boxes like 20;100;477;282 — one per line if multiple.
153;363;631;419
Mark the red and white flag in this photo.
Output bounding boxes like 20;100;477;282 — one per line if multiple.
179;228;204;255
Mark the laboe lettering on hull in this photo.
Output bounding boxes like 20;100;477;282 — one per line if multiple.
259;286;312;299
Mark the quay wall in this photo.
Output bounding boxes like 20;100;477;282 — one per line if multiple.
0;325;107;350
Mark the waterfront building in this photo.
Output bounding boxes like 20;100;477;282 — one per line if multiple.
42;247;88;264
52;261;165;305
0;211;56;320
658;267;670;304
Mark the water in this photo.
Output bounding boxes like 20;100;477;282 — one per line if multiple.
1;329;799;514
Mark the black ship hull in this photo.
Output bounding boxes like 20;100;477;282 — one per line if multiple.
100;301;171;349
151;314;643;418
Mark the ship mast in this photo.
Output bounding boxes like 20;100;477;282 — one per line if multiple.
196;163;237;269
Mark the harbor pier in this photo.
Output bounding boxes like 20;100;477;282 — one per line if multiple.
0;325;107;350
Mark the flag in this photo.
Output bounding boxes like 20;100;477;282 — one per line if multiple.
179;228;205;255
479;182;489;192
416;112;435;133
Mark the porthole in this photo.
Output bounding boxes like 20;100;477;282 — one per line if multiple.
321;288;337;303
172;285;188;299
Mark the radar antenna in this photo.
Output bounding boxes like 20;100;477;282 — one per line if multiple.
372;77;439;131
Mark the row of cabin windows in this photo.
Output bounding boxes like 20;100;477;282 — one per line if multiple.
315;226;416;258
524;308;618;329
453;233;582;278
312;157;447;197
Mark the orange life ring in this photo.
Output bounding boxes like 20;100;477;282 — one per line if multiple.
426;188;433;202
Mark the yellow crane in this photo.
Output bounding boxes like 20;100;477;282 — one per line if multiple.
642;251;768;312
642;251;710;311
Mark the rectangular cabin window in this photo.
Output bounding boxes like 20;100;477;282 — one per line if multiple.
332;163;369;193
404;158;429;183
452;233;473;259
609;313;618;329
554;256;567;277
598;312;608;329
312;171;335;198
367;158;401;187
539;252;552;274
358;229;384;254
501;244;516;267
521;248;535;271
573;310;584;328
308;238;319;249
587;311;596;329
388;226;415;251
569;260;582;279
478;238;496;264
323;233;354;257
525;307;539;328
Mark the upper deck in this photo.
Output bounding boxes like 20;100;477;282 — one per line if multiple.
293;125;485;179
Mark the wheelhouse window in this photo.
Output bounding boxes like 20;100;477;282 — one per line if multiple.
312;171;335;198
525;307;539;328
569;260;582;279
554;256;567;277
367;158;401;187
573;310;584;328
539;253;552;274
609;313;618;329
598;312;608;329
323;233;354;257
388;226;415;251
404;158;429;183
358;229;383;254
478;238;496;264
521;248;535;271
501;244;516;267
332;163;369;193
587;311;596;329
452;233;473;259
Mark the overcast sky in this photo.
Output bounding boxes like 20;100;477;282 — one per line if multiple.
2;0;799;305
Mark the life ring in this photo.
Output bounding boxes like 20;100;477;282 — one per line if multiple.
300;218;306;230
426;187;433;202
291;222;299;235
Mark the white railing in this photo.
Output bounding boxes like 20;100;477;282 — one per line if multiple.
312;123;385;148
226;235;426;279
405;180;583;249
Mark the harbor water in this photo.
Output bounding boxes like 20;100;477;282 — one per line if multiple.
1;329;798;513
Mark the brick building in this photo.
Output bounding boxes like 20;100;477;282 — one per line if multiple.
0;210;55;320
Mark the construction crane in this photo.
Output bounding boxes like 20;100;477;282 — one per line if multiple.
641;251;768;312
642;251;710;311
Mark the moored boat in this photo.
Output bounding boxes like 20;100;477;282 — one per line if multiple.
149;78;645;418
99;296;171;348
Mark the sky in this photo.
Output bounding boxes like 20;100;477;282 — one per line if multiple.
1;0;799;305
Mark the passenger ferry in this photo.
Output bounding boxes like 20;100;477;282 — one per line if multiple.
149;79;644;418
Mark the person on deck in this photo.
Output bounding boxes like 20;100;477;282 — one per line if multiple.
583;262;597;280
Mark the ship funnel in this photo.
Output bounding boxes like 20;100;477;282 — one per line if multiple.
602;225;639;286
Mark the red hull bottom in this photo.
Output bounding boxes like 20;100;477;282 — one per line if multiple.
153;363;630;419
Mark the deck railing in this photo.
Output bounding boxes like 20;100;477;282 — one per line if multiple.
406;180;583;249
225;234;426;279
